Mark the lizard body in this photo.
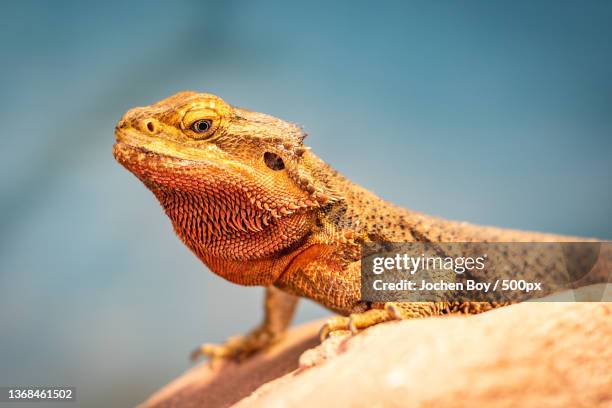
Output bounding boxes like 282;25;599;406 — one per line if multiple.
113;92;605;361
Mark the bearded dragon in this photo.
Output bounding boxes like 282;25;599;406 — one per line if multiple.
113;92;607;362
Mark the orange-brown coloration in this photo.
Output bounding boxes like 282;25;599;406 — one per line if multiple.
113;92;603;361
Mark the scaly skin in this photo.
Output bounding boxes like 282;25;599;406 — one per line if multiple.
113;92;605;362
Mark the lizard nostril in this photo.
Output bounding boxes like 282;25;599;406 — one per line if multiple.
116;117;129;130
146;121;155;133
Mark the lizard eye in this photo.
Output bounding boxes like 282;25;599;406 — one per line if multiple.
191;119;212;133
264;152;285;171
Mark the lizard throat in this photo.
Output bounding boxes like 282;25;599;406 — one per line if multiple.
156;188;314;263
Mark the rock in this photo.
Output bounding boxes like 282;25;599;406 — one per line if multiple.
138;320;321;408
140;287;612;408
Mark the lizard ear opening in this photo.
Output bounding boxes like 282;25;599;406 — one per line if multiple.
264;152;285;171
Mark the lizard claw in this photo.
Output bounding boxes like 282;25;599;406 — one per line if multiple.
190;343;220;362
384;302;403;319
190;328;279;364
190;341;256;365
190;345;204;362
348;316;360;334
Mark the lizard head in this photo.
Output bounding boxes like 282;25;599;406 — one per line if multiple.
113;91;342;285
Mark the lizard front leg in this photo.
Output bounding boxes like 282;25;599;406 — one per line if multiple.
191;286;298;363
277;244;510;340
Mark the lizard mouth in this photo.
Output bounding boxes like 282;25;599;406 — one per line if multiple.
113;140;202;169
112;140;238;191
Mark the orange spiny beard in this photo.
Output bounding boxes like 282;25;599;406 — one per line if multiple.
153;187;313;260
152;188;315;285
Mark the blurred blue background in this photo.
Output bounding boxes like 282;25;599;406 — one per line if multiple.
1;0;611;406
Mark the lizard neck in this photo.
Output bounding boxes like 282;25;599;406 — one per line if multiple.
304;151;577;243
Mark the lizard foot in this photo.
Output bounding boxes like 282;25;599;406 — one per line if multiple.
319;307;398;341
190;326;281;365
319;302;449;340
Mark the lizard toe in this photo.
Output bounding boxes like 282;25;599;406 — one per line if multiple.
319;316;351;341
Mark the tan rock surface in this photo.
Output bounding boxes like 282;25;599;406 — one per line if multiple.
140;294;612;407
138;320;321;408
